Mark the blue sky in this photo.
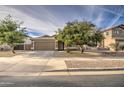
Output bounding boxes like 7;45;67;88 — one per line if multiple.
0;5;124;37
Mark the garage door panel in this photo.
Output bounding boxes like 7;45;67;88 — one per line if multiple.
34;42;55;50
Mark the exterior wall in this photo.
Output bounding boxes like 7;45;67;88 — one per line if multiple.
24;44;31;50
14;37;32;50
55;40;59;50
116;39;124;49
14;44;31;50
103;29;116;50
14;45;24;50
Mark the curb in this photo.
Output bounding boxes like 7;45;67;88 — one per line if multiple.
44;67;124;72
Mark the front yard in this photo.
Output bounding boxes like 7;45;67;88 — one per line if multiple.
0;51;22;57
1;50;124;58
65;60;124;69
54;51;124;58
54;51;102;57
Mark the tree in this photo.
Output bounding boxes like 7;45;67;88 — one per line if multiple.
55;28;64;42
56;20;95;53
73;21;95;53
109;42;119;51
55;28;73;53
91;29;104;47
0;15;27;53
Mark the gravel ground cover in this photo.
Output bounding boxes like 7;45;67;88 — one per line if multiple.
65;60;124;69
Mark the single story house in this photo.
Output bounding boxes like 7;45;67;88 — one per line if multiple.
14;35;60;51
30;36;56;51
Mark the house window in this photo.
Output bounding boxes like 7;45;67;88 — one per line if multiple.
114;30;119;34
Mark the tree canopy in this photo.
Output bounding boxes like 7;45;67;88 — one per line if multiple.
55;20;104;53
0;15;27;53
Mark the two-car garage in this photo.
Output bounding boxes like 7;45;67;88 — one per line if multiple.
15;37;60;51
31;37;56;51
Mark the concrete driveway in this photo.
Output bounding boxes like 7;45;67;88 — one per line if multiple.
0;51;67;76
0;51;124;76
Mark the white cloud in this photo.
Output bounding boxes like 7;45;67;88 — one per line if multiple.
0;6;60;36
94;13;103;27
107;15;121;28
0;5;124;36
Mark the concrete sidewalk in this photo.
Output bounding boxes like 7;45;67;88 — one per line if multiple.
0;51;124;76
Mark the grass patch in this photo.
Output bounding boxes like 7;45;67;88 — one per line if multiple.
65;60;124;68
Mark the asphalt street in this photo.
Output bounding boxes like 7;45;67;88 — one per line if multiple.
0;74;124;87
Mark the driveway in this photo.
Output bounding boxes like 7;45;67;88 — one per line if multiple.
0;51;124;76
0;51;67;76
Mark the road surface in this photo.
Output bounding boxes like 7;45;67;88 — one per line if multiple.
0;74;124;87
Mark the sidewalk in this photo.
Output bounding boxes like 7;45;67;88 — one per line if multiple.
0;51;124;76
44;57;124;71
40;57;124;76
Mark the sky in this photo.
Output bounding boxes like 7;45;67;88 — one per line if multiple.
0;5;124;37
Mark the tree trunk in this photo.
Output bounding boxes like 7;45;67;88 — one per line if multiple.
96;41;97;47
79;45;84;54
11;47;15;54
66;47;70;53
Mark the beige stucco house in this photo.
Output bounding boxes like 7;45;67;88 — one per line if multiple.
14;35;57;51
30;36;56;51
101;24;124;51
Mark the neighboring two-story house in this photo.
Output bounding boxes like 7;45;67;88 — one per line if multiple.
102;24;124;51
